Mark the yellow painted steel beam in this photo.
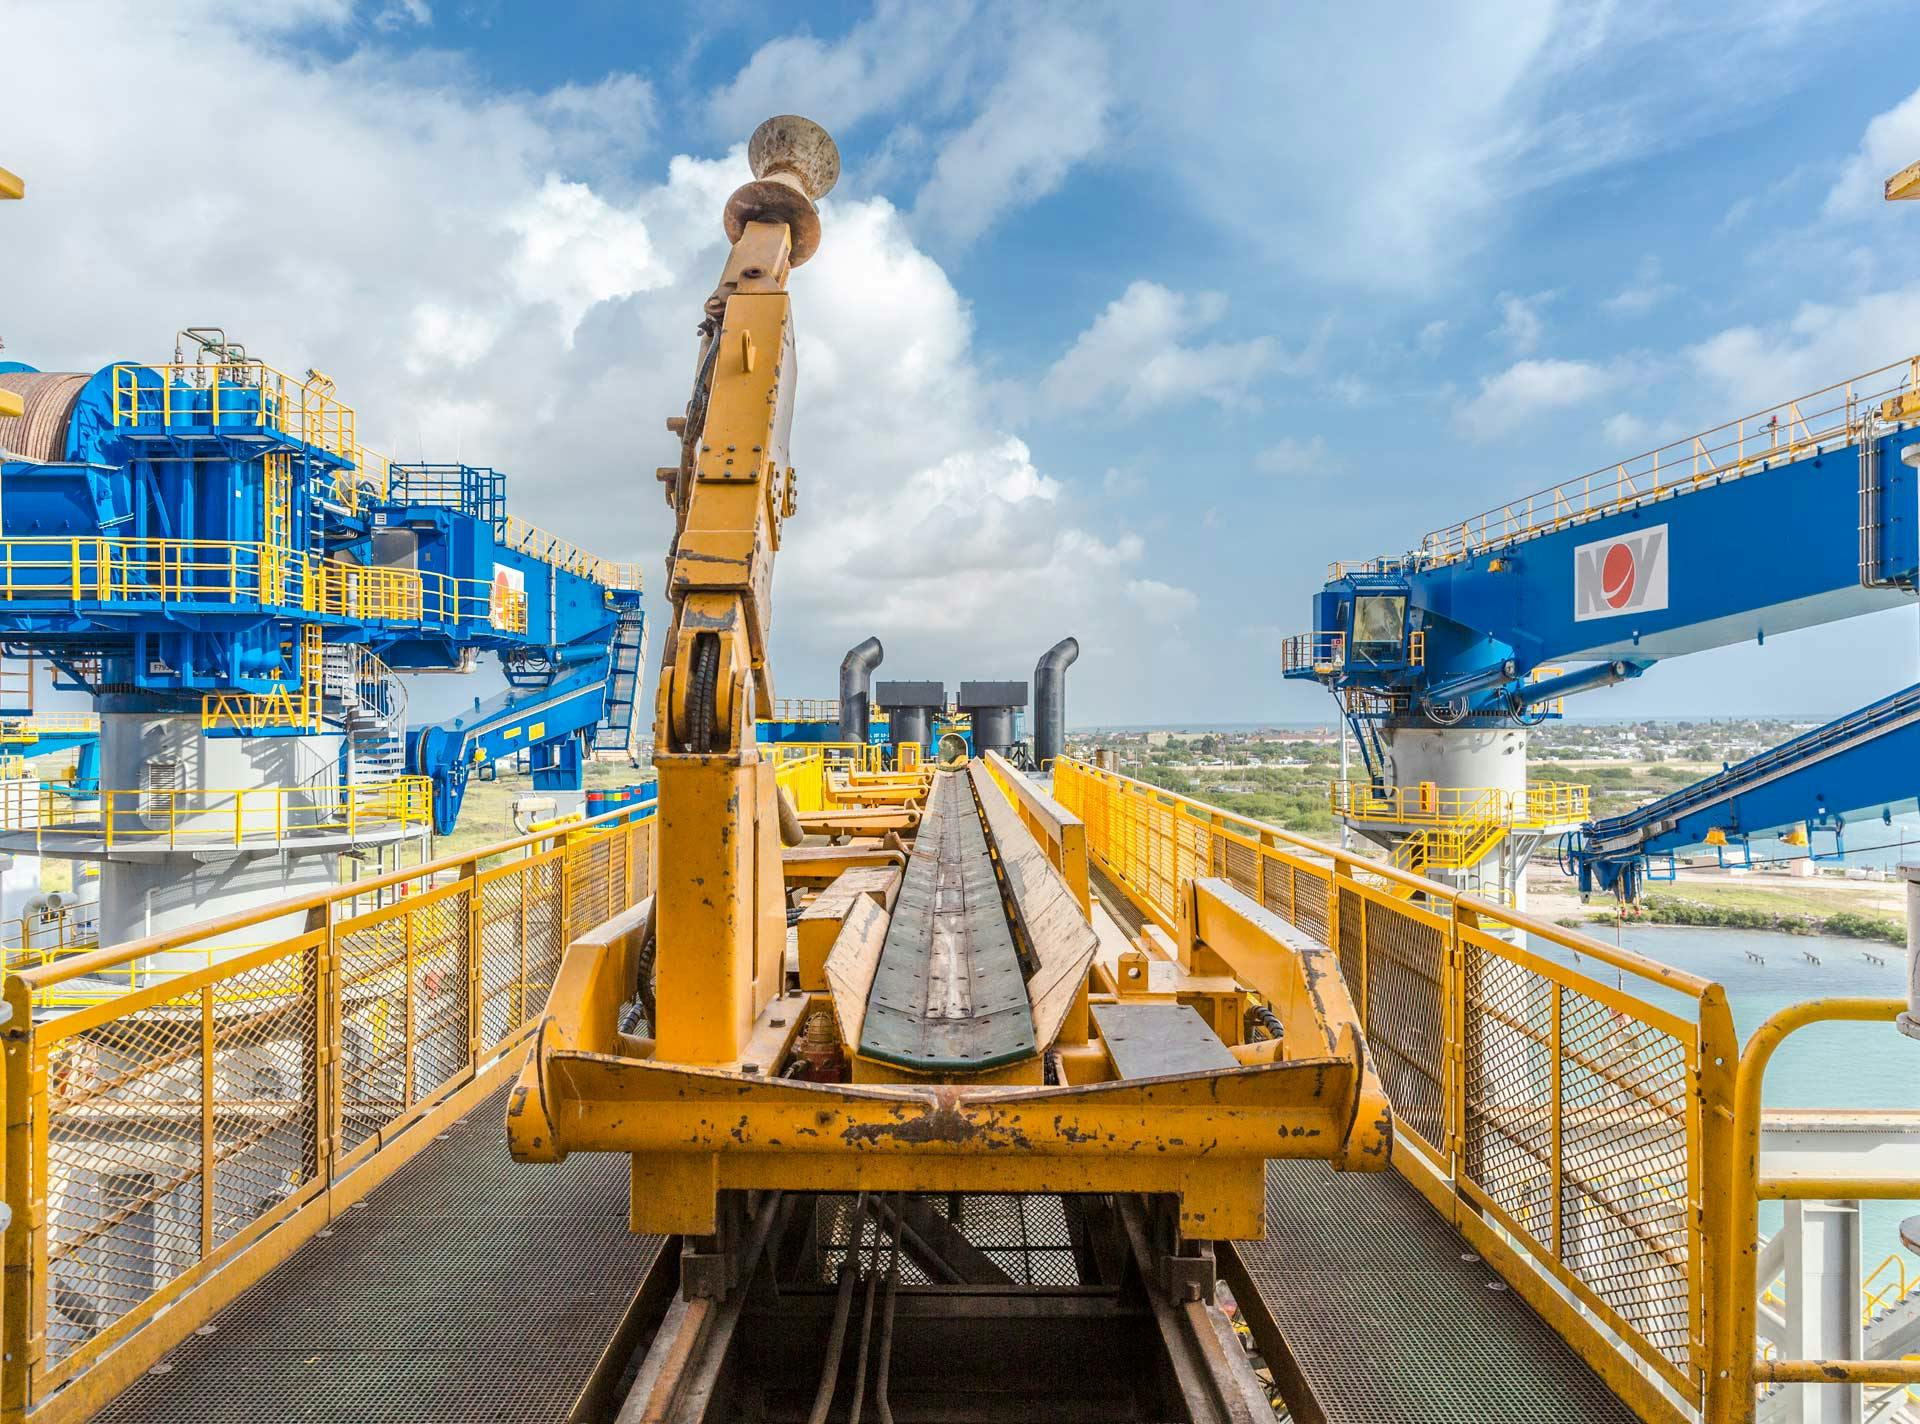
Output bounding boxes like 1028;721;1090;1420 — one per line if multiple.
794;808;919;836
519;1047;1354;1240
0;166;21;200
1888;158;1920;201
781;844;906;888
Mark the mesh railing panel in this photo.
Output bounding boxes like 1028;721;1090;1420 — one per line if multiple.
43;982;209;1366
479;870;529;1050
565;835;617;941
207;950;320;1254
1358;893;1447;1155
1463;946;1556;1251
17;812;651;1400
523;856;566;1012
1050;757;1712;1397
1556;981;1693;1370
337;917;410;1152
406;890;473;1105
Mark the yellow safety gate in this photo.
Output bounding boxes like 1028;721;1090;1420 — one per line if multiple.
0;803;655;1422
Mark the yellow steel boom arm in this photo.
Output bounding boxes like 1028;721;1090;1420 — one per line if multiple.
648;117;839;1065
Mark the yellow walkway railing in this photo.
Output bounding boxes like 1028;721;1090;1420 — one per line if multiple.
761;697;841;723
1329;778;1590;829
0;713;99;746
110;362;356;460
0;801;656;1417
1057;757;1920;1424
0;538;521;634
0;776;431;850
1054;757;1740;1424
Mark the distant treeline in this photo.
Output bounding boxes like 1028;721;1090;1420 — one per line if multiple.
1586;895;1904;944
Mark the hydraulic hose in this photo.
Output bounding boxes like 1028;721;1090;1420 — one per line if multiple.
806;1193;870;1424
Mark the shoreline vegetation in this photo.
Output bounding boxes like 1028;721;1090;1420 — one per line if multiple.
1574;893;1905;945
1071;718;1914;951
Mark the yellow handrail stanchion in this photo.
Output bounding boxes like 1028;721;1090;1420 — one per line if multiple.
1716;997;1913;1420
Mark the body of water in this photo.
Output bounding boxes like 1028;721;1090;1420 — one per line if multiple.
1530;923;1918;1268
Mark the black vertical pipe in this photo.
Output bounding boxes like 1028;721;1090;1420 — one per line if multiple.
1033;637;1079;769
838;637;884;744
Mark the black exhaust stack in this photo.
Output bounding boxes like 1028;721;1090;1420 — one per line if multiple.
837;637;884;744
1033;637;1079;770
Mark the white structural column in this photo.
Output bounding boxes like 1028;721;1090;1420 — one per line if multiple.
95;711;351;958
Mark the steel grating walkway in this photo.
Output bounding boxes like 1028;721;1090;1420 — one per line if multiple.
92;1084;663;1424
1234;1157;1640;1424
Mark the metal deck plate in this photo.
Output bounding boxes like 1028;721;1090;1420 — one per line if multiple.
860;770;1037;1071
1091;1002;1238;1079
1233;1158;1638;1423
90;1085;661;1424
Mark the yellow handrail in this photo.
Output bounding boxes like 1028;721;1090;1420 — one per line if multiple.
502;513;642;589
1329;778;1590;828
1053;756;1735;1418
0;777;432;849
1425;354;1920;563
0;711;99;743
110;360;357;459
761;697;842;722
0;536;518;632
0;799;657;1407
1724;999;1918;1415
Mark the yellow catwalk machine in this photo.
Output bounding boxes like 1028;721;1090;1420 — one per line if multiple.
507;115;1390;1418
507;116;1388;1236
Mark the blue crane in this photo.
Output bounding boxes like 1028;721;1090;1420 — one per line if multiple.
1284;355;1920;896
0;339;645;839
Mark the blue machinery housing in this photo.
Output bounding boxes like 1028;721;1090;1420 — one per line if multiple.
0;345;644;834
1284;356;1920;895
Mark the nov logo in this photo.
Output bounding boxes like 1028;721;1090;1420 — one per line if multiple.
1574;526;1668;621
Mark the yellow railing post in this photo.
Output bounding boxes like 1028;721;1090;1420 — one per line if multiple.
463;861;482;1067
1695;984;1738;1403
199;984;215;1260
1;977;29;1421
309;901;339;1190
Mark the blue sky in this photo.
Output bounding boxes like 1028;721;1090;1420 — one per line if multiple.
7;0;1920;726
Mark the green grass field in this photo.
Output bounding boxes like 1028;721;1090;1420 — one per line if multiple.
436;761;653;859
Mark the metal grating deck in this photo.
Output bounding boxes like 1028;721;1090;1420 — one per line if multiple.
1235;1157;1640;1424
90;1085;662;1424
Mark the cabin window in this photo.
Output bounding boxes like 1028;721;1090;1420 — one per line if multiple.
1350;595;1406;664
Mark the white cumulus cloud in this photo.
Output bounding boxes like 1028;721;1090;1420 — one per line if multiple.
1456;358;1616;441
1043;282;1271;414
0;0;1192;722
1495;290;1555;354
1256;436;1333;476
1825;84;1920;219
